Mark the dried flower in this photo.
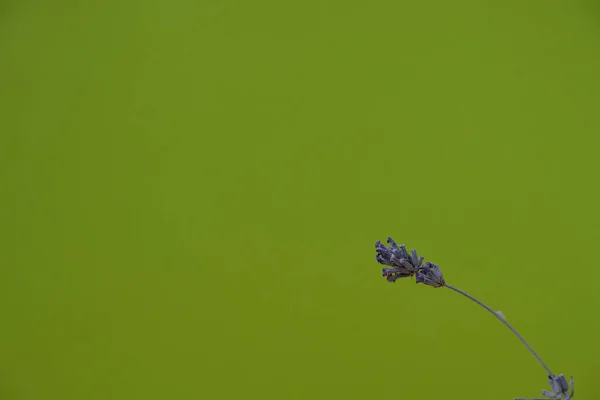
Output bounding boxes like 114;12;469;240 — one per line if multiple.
373;237;574;399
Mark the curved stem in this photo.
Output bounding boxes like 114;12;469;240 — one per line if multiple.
444;283;553;377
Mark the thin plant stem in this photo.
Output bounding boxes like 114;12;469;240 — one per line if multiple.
444;283;554;377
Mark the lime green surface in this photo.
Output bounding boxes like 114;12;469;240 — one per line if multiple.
1;1;598;399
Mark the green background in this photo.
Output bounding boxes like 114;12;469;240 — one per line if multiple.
0;1;598;399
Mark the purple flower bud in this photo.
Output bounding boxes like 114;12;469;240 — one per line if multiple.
415;262;445;288
386;237;399;248
411;249;424;269
542;374;573;399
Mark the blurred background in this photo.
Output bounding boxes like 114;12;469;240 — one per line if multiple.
1;1;598;399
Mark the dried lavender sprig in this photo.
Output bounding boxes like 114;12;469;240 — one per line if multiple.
443;283;554;377
375;238;574;399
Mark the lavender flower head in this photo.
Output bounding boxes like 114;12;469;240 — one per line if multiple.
375;237;424;283
374;237;443;287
